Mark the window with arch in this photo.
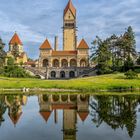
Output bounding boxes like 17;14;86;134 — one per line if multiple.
80;59;87;67
70;59;77;67
69;71;75;78
53;59;59;67
61;59;68;67
60;71;65;78
43;59;49;67
51;71;56;78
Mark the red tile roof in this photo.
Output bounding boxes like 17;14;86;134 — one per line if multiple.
9;33;23;45
40;39;52;49
78;111;89;122
77;39;89;49
40;111;52;122
9;112;22;125
52;50;77;56
64;0;76;17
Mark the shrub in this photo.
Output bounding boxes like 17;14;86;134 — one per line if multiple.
124;70;138;79
3;65;31;78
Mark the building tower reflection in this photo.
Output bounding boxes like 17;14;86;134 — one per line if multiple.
63;109;77;140
38;94;89;140
5;95;27;126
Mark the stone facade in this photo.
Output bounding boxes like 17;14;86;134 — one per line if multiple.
38;0;90;79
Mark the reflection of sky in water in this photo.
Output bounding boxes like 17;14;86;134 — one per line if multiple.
0;95;140;140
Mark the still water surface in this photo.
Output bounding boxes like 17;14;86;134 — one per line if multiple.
0;94;140;140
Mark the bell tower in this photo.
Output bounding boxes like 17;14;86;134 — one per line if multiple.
63;0;77;51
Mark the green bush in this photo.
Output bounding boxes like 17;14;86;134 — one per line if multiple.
3;65;31;78
124;70;138;79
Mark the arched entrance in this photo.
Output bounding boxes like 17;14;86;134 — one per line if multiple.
70;59;77;67
60;71;65;78
80;59;87;67
51;71;56;78
69;71;75;78
61;59;68;67
53;59;59;67
43;59;49;67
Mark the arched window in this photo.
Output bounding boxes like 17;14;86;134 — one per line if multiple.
60;71;65;78
70;59;77;67
51;71;56;78
43;59;49;67
61;59;68;67
53;59;59;67
69;71;75;78
80;59;87;67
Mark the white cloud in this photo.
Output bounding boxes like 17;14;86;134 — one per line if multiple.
0;0;140;59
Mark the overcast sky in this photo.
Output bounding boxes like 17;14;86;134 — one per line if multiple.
0;0;140;59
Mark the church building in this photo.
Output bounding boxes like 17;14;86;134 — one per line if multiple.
7;33;28;65
38;0;90;79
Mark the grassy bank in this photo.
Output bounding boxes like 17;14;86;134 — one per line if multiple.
0;73;140;92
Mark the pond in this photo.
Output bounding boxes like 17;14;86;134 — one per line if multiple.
0;93;140;140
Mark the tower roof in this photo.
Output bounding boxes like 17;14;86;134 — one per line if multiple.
78;112;89;122
9;32;23;45
9;112;22;125
40;39;52;49
77;39;89;49
64;0;76;16
40;111;52;122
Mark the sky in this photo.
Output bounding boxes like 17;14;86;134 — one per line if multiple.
0;0;140;59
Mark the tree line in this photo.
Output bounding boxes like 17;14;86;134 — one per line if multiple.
91;26;137;74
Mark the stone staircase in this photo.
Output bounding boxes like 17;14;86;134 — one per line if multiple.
24;66;46;79
78;67;97;77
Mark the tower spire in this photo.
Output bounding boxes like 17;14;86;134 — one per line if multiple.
64;0;76;17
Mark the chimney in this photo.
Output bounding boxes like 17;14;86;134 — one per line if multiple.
54;36;58;51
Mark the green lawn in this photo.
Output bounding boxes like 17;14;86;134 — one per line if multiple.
0;73;140;92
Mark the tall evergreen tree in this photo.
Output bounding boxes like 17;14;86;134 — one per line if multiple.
91;26;137;74
121;26;136;71
91;36;112;74
0;38;6;67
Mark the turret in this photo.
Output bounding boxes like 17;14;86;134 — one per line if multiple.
63;0;77;51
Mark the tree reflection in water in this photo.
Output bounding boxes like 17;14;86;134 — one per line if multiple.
90;95;140;138
0;96;7;126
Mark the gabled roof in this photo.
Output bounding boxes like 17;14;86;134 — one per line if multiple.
9;112;22;125
78;112;89;122
9;32;23;45
77;39;89;49
52;51;77;56
64;0;76;17
40;39;52;49
40;111;52;122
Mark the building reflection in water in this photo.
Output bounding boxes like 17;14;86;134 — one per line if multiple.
0;94;140;139
5;95;27;126
38;94;89;140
